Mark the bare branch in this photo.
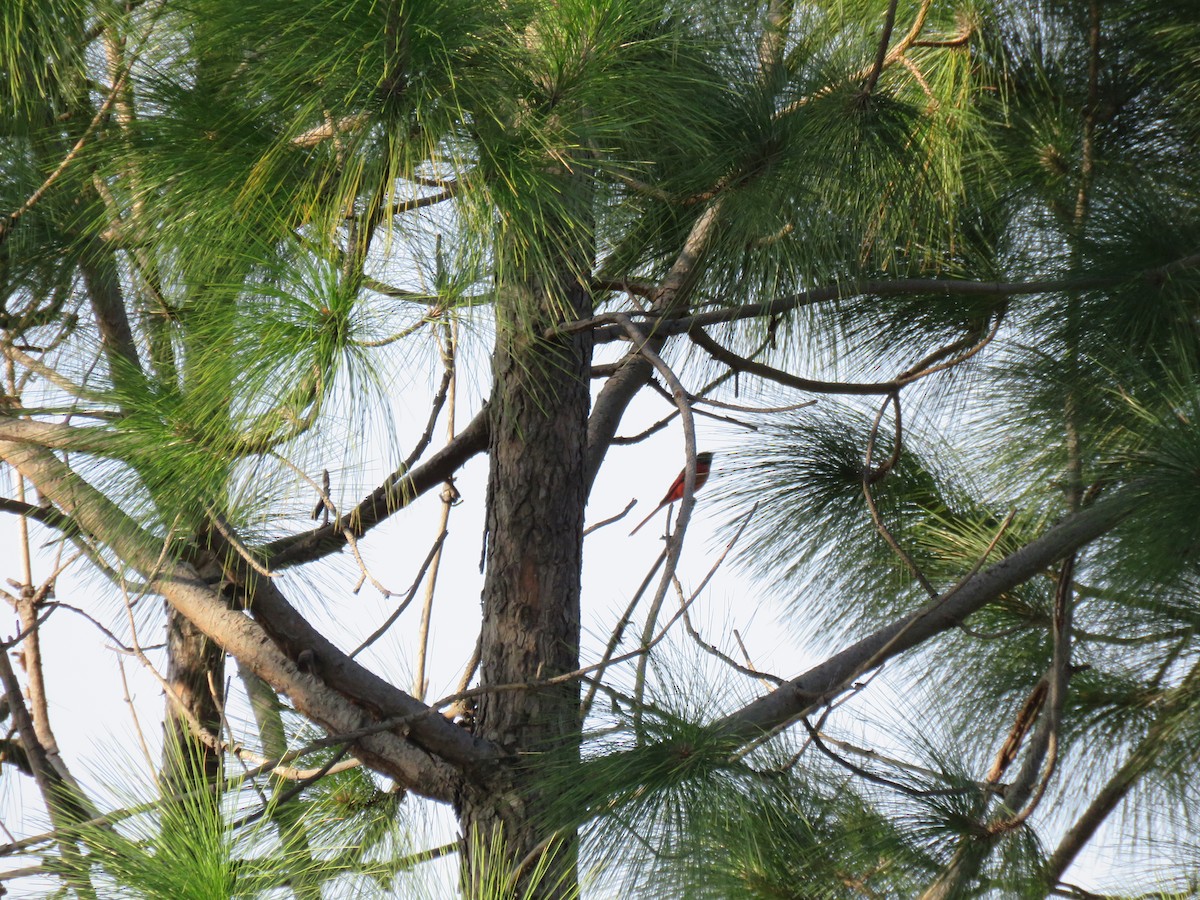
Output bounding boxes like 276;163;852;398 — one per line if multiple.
263;405;490;569
583;498;637;536
861;0;901;96
413;322;459;701
570;263;1200;344
350;531;448;659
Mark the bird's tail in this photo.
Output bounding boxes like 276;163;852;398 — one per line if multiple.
628;504;662;536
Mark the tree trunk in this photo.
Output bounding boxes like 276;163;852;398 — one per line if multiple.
163;604;226;786
459;200;594;896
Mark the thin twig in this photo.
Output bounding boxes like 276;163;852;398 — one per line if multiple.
861;392;938;597
413;321;458;700
1;71;130;245
580;549;666;719
612;314;702;730
694;395;816;416
207;509;275;578
271;454;394;596
733;628;785;690
114;653;157;776
349;532;449;658
583;498;637;536
228;746;352;831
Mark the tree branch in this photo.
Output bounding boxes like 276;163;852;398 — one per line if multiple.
861;0;900;96
1044;655;1200;886
226;547;500;777
708;489;1139;745
0;438;480;799
263;405;490;568
570;262;1200;344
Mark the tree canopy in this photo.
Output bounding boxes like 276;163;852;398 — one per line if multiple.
2;0;1200;897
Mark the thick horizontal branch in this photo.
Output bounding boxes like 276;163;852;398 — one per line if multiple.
0;440;481;799
711;489;1140;744
0;409;490;571
264;406;490;568
562;265;1197;344
0;418;116;452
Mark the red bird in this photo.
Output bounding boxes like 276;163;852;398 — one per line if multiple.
629;451;715;536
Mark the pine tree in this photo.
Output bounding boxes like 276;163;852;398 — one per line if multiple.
2;0;1199;897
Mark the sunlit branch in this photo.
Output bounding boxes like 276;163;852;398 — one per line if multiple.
207;508;276;578
291;113;371;148
407;317;454;694
1;344;96;402
442;636;482;722
81;0;157;45
228;746;354;831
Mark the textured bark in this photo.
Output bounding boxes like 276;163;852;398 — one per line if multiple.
239;562;497;774
78;239;142;381
459;200;595;894
162;604;226;785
